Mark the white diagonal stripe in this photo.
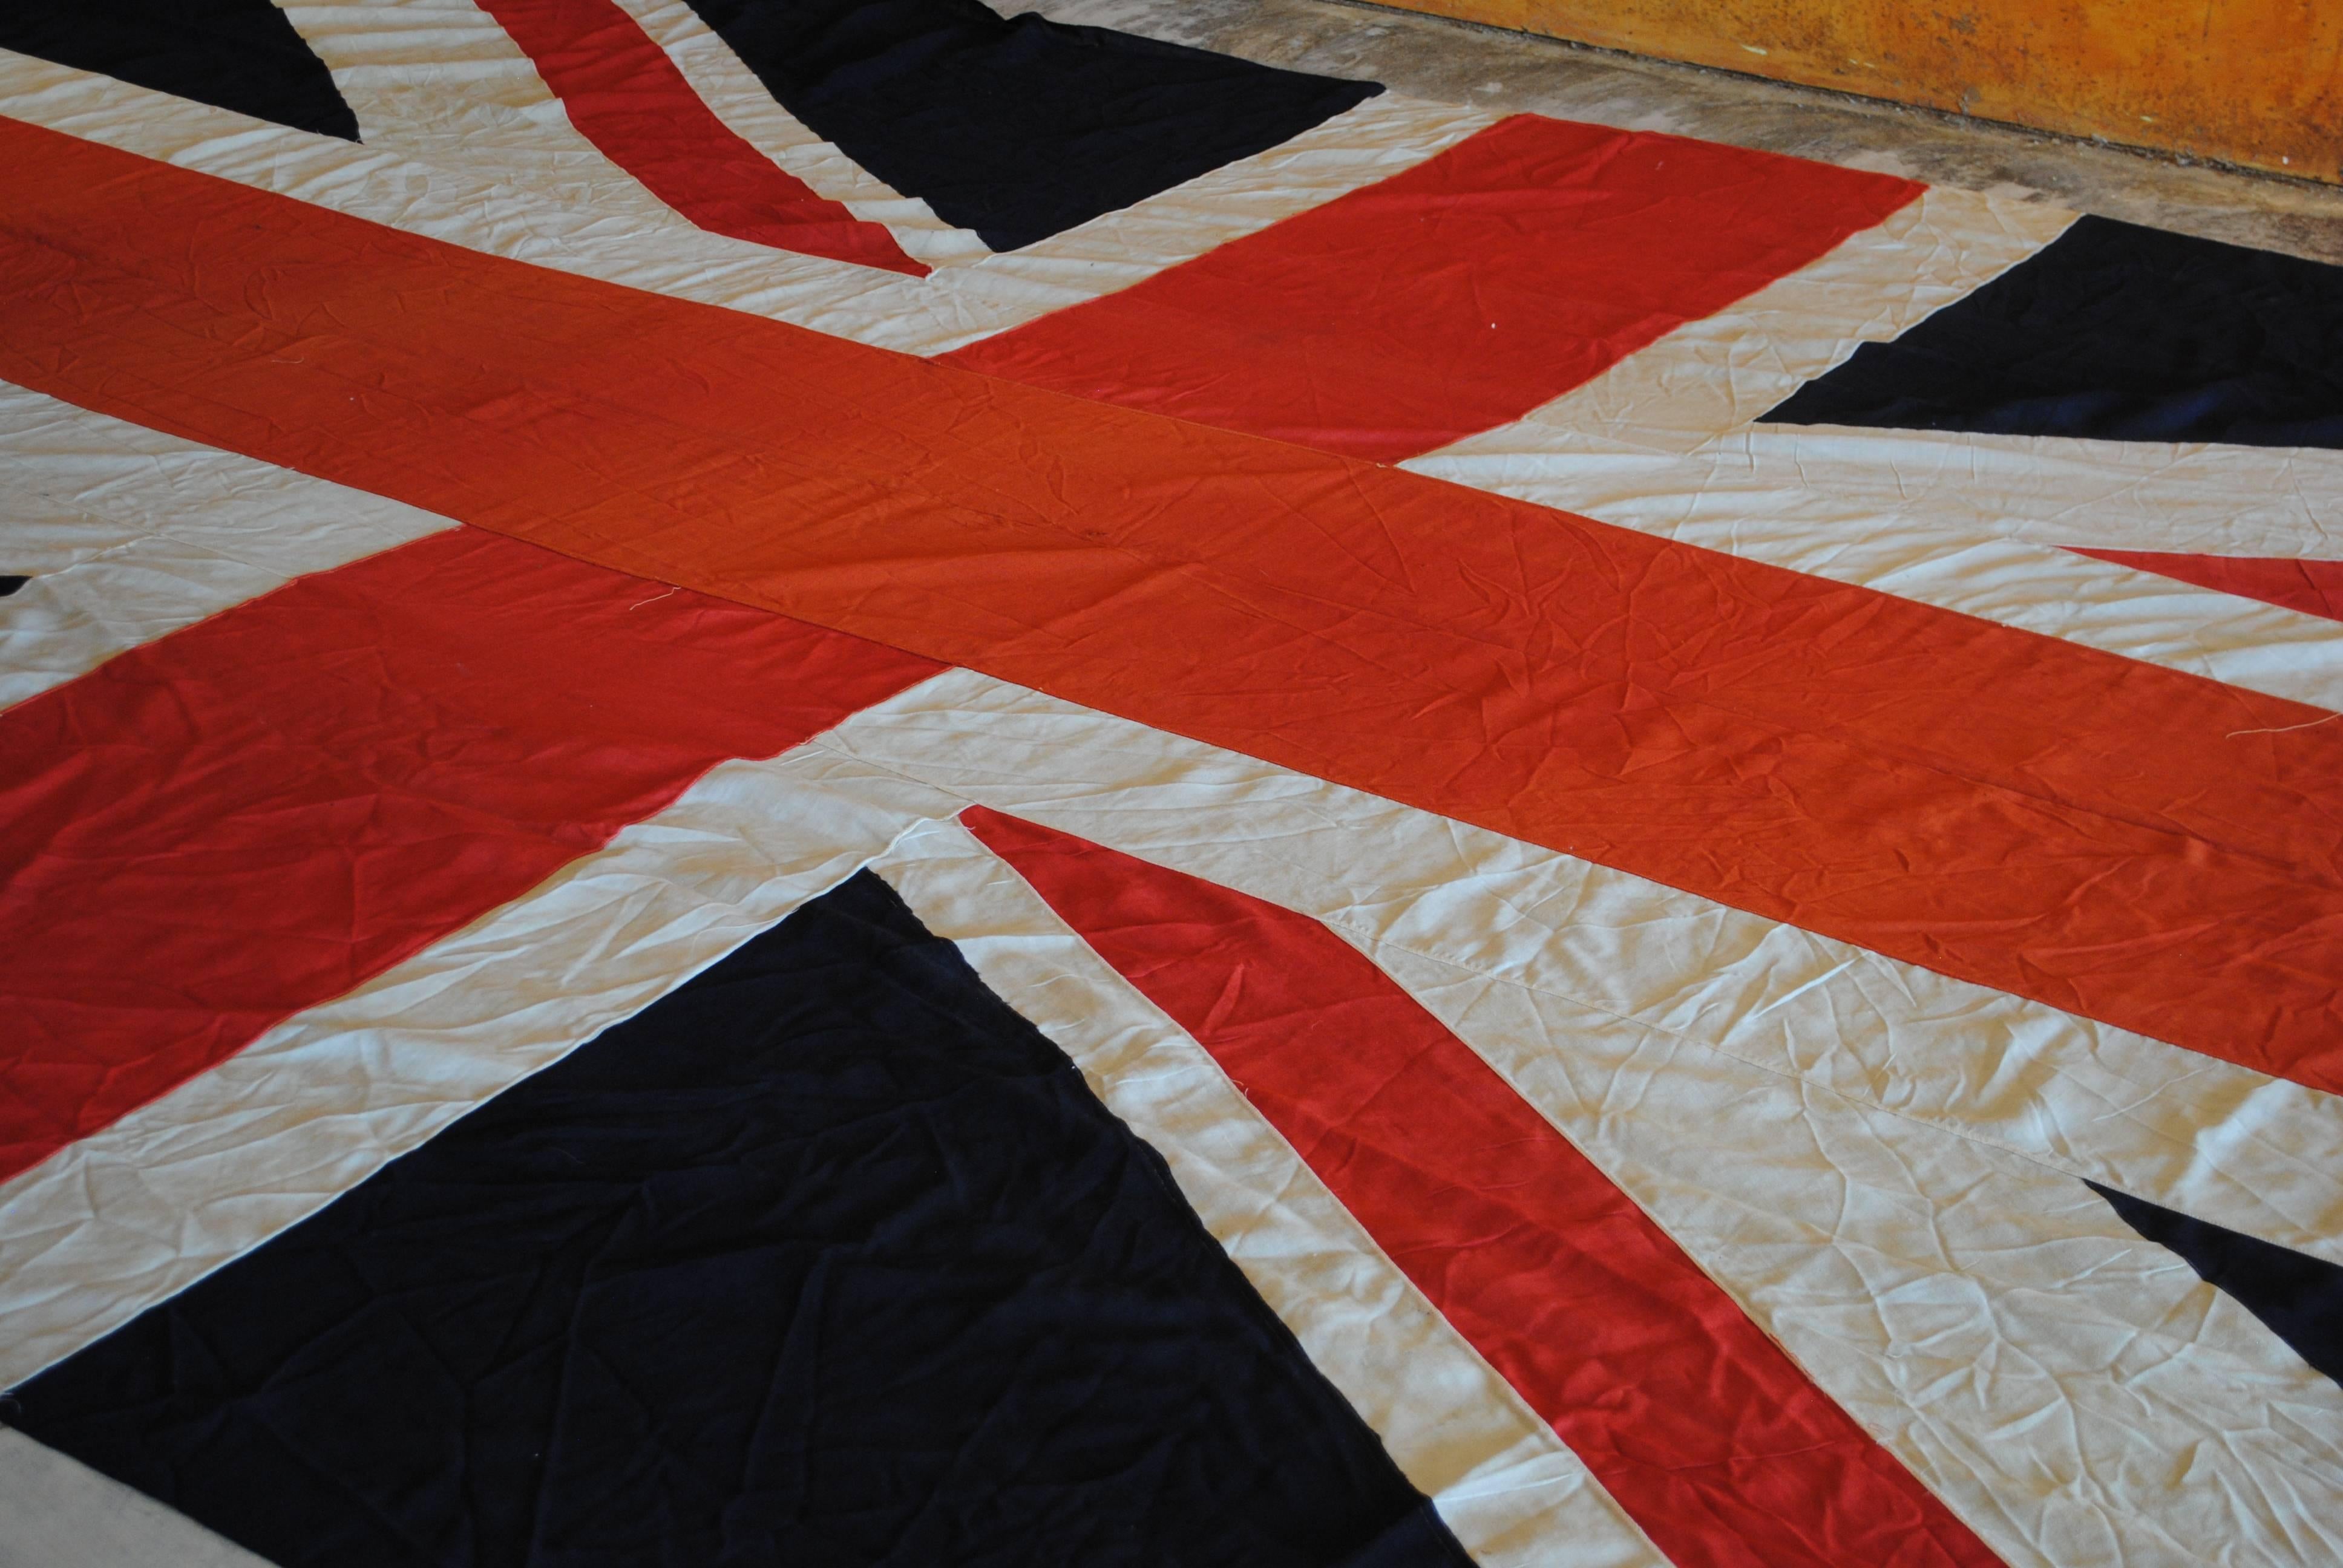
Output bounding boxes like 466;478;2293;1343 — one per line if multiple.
874;815;1665;1568
0;743;962;1387
605;0;985;267
1345;924;2343;1568
0;379;456;712
845;683;2343;1564
810;669;2343;1268
1410;190;2343;714
1;22;1488;356
8;662;2338;1564
1485;183;2074;457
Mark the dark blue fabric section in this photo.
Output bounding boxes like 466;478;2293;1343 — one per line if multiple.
7;871;1470;1568
0;0;358;141
678;0;1379;251
1761;214;2343;448
2089;1181;2343;1387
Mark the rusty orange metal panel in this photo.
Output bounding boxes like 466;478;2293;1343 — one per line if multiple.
1374;0;2343;182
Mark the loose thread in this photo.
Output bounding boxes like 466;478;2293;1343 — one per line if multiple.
2227;714;2340;739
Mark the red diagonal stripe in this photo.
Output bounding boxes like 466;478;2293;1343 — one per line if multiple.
964;804;2003;1568
5;118;2340;1089
943;114;1918;459
477;0;926;276
2069;546;2343;624
0;526;940;1181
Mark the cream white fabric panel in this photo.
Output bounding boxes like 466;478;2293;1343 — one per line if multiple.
0;1431;274;1568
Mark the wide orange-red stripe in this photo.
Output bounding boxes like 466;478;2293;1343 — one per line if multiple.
477;0;925;276
966;805;2005;1568
5;117;2339;1089
943;114;1918;460
0;526;940;1181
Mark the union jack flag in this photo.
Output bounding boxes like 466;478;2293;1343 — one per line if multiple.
3;2;2341;1564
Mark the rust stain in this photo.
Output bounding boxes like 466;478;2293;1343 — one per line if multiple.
1374;0;2343;181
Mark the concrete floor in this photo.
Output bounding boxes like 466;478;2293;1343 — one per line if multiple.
1037;0;2343;264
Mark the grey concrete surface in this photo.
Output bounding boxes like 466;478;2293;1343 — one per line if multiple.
1036;0;2343;264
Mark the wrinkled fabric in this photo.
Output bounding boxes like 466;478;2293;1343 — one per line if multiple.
16;669;2341;1564
2093;1182;2343;1388
680;0;1378;250
869;816;1670;1568
947;114;1919;460
1415;420;2343;714
0;742;965;1389
0;1432;270;1568
0;0;356;139
965;805;2003;1568
473;0;926;272
5;117;2340;1087
810;673;2343;1273
0;381;457;714
10;871;1471;1568
0;527;939;1181
1763;214;2343;446
5;4;2343;1564
2064;546;2343;625
0;23;1482;356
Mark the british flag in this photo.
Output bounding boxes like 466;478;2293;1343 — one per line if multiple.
3;2;2341;1564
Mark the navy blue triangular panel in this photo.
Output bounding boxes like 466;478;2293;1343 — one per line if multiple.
1761;214;2343;448
8;871;1469;1568
2090;1181;2343;1387
0;1;358;142
679;0;1380;252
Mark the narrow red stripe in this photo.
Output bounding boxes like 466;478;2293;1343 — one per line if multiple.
0;529;941;1181
476;0;926;276
965;805;2002;1568
7;120;2342;1089
2069;546;2343;624
942;115;1919;460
